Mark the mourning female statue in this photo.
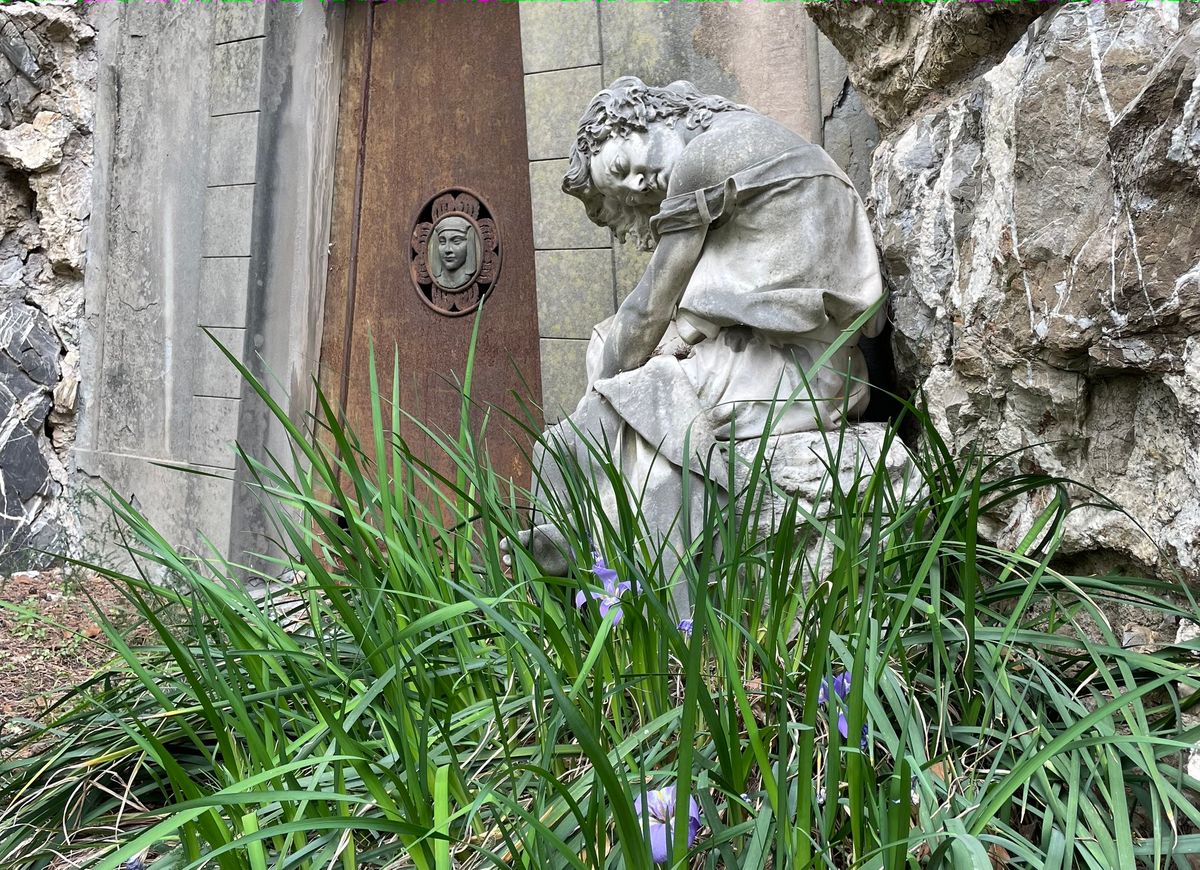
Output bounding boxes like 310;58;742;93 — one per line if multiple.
506;76;886;596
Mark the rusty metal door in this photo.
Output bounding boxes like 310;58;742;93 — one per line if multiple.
322;1;542;488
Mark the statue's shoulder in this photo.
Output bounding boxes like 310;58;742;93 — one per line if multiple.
669;113;807;195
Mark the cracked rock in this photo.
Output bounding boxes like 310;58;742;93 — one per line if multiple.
0;1;92;568
814;3;1200;583
0;110;71;171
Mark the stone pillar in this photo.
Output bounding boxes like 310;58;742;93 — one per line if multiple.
78;2;240;563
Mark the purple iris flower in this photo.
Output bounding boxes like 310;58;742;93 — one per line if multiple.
818;672;868;747
817;672;852;707
575;553;632;625
677;618;694;637
634;784;702;864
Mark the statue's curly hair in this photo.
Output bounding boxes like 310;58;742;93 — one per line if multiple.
562;76;749;251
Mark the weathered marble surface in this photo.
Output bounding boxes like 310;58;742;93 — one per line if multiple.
520;3;883;423
0;2;94;569
733;424;919;548
813;4;1200;583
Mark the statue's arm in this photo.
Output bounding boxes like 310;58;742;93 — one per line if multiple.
597;226;706;380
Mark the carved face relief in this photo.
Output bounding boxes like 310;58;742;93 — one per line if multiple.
438;228;469;270
410;190;501;316
429;216;479;290
589;126;686;208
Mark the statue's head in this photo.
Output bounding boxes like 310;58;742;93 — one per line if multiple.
430;216;478;289
563;76;748;250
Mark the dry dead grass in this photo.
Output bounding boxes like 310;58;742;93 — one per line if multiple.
0;568;132;744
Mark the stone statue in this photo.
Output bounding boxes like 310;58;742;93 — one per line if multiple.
506;76;889;599
429;216;479;290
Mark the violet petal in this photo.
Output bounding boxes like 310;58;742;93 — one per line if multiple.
648;822;669;864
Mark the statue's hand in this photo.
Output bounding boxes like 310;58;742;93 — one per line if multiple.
652;330;692;361
596;310;658;379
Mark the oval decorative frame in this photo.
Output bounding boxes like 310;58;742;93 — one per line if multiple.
410;189;501;317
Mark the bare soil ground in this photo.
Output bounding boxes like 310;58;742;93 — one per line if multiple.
0;568;132;742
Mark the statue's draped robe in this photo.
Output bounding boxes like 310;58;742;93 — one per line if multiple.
536;142;884;593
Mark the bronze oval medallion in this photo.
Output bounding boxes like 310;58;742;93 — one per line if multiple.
410;189;501;317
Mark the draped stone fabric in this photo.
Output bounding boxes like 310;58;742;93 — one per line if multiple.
537;131;885;592
650;144;884;346
581;143;882;465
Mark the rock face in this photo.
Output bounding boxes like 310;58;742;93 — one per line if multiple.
808;2;1044;133
813;4;1200;583
0;2;94;570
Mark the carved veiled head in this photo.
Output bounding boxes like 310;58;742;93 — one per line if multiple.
429;215;480;290
563;76;747;251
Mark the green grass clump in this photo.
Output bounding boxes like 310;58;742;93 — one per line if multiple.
1;336;1198;870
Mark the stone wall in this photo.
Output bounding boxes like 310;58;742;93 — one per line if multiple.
812;3;1200;584
77;2;341;568
0;2;93;571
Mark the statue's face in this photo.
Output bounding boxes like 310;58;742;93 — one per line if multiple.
437;230;469;271
589;126;685;208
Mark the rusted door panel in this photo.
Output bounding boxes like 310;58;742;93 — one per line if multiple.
322;2;542;492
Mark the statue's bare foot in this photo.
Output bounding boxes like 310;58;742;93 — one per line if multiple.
501;523;571;575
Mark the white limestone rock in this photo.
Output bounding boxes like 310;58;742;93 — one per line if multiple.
27;141;90;273
815;4;1200;582
0;111;72;171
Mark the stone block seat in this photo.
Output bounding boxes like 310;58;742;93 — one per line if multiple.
727;423;922;587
